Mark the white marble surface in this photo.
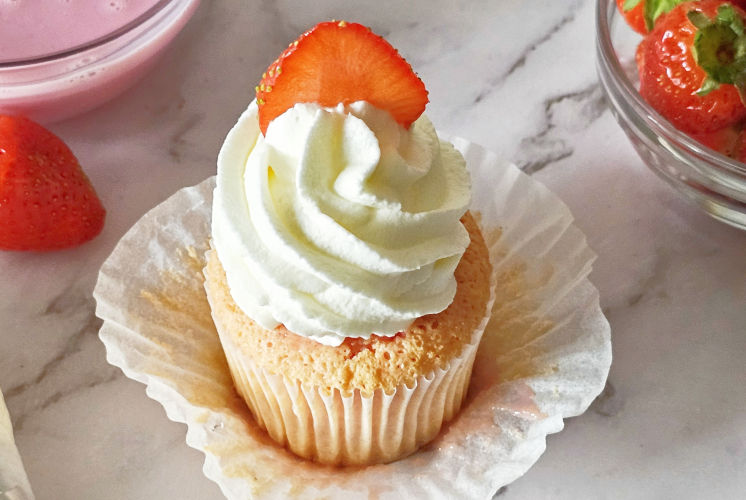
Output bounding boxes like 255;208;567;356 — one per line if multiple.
0;0;744;499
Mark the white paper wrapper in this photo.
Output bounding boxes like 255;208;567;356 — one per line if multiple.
94;139;611;499
0;390;35;500
206;242;493;466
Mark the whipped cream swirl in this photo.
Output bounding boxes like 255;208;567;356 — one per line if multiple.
212;101;471;346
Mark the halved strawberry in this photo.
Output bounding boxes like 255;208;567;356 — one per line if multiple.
255;20;428;135
0;115;105;251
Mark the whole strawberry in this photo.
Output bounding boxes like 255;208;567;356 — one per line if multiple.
0;116;106;251
638;1;746;134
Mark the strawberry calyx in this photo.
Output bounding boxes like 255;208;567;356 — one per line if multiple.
623;0;642;10
688;4;746;99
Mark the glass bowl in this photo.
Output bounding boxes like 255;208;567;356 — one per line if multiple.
596;0;746;230
0;0;201;124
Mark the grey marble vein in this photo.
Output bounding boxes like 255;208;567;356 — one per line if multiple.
5;300;118;431
516;84;606;174
168;112;204;163
590;381;623;418
493;486;508;497
473;0;584;105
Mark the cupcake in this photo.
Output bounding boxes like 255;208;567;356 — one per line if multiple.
204;21;494;466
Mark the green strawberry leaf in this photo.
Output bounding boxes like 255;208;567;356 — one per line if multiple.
690;4;746;101
688;11;711;30
644;0;687;31
623;0;643;12
697;76;721;96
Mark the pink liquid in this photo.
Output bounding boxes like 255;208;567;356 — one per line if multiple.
0;0;160;62
0;0;200;123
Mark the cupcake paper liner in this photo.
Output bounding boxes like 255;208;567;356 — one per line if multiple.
94;138;611;499
0;389;35;500
206;253;493;465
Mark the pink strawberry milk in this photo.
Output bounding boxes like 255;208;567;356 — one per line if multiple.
0;0;200;123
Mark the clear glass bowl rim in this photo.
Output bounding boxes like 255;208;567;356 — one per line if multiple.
0;0;180;67
596;0;746;178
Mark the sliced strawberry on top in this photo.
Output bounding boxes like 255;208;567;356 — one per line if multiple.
0;115;106;251
255;20;428;135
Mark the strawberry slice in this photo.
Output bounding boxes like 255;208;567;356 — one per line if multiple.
255;20;428;135
0;116;106;251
